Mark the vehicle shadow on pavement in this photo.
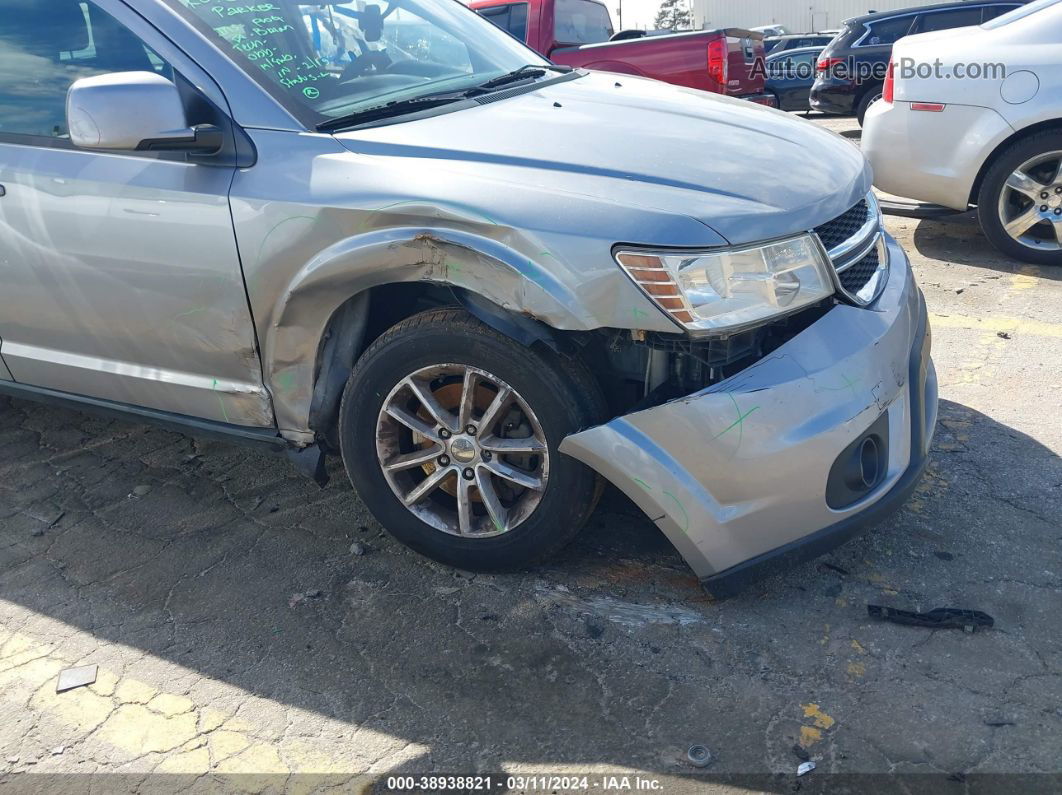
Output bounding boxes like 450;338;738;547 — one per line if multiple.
0;395;1060;778
912;212;1062;281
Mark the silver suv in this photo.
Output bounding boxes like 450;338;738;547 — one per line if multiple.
0;0;937;596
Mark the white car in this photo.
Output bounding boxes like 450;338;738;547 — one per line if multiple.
862;0;1062;265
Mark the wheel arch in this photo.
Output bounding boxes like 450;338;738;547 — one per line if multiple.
306;283;567;450
265;227;596;443
969;118;1062;206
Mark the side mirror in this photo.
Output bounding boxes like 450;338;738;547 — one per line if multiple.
66;71;221;153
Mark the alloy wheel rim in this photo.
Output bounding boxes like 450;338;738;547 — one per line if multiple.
375;364;549;537
997;150;1062;251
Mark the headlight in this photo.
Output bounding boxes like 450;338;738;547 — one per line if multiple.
615;234;835;334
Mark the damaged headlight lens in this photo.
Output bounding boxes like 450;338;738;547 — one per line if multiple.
615;234;835;333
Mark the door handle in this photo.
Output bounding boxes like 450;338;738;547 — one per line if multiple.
0;185;5;197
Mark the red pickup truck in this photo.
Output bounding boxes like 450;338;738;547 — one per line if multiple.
469;0;774;104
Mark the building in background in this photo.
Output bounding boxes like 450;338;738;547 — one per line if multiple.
691;0;964;32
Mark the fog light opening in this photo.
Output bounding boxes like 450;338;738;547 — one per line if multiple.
858;436;880;489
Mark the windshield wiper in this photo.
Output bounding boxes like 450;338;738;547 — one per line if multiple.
316;91;469;132
315;65;574;133
468;63;572;94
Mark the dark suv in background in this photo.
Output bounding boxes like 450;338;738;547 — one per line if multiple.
810;0;1025;125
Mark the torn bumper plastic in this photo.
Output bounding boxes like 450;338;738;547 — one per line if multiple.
559;234;937;596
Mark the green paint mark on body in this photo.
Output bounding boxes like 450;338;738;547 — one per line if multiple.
274;371;296;392
633;477;653;491
211;377;231;423
817;372;862;398
712;393;759;447
662;490;690;534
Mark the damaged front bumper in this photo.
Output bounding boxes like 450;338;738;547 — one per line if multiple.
560;234;937;597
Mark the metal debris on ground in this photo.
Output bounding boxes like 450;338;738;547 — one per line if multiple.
56;664;98;693
797;761;816;777
50;747;64;756
997;331;1011;339
131;485;151;497
686;744;712;768
288;590;324;608
867;605;994;633
820;562;850;576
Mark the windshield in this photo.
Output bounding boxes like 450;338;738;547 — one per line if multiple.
982;0;1061;28
168;0;548;124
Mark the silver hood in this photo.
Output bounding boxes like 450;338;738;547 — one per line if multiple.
335;70;872;247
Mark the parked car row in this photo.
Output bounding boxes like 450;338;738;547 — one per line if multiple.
758;0;1062;265
864;0;1062;265
810;0;1029;125
472;0;775;104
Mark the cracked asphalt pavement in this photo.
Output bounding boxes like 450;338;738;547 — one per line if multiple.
1;116;1060;792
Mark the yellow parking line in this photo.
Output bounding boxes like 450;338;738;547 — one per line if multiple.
1009;266;1041;291
929;313;1062;338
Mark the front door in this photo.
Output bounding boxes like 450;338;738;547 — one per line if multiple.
0;0;273;427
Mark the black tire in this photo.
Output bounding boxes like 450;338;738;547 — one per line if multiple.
977;131;1062;266
338;307;605;571
856;88;882;127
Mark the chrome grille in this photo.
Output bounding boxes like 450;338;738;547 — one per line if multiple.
838;246;879;295
813;192;888;306
814;199;870;252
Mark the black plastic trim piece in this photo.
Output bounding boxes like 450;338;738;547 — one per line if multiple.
309;293;370;450
879;199;965;219
701;287;932;599
455;290;561;352
0;380;287;451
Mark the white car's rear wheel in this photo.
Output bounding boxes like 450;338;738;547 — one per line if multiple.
978;132;1062;266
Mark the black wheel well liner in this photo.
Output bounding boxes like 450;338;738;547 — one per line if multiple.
969;119;1062;206
307;283;565;449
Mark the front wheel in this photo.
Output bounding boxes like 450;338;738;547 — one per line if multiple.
338;308;605;571
977;132;1062;266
